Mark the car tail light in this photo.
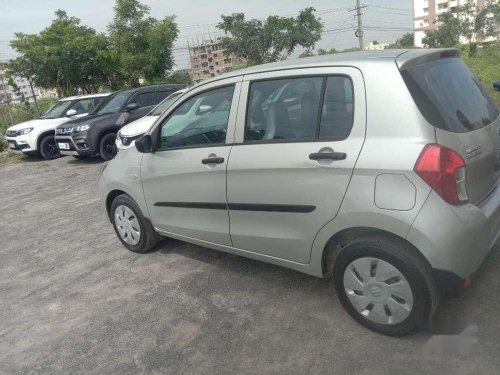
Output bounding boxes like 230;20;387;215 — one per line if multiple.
414;144;468;205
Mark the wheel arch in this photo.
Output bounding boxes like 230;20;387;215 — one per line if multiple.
105;189;128;220
37;129;57;150
320;226;433;278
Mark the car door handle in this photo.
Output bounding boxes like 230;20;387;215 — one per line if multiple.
309;152;347;161
202;157;225;164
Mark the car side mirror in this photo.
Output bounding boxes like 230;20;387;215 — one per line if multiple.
196;104;212;115
125;103;140;112
135;134;153;153
66;109;78;117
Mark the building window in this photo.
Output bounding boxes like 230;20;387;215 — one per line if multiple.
423;7;429;14
438;3;448;10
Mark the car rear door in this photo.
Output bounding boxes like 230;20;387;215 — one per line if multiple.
226;67;366;263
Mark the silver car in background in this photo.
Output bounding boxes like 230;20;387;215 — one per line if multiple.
100;49;500;336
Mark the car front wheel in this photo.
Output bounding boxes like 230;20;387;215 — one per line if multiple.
333;234;438;336
39;135;61;160
110;194;159;253
99;133;118;161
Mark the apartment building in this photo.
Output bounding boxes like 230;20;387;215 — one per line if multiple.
189;39;246;83
0;69;57;103
414;0;490;47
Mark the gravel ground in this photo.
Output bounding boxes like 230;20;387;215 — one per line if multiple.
1;155;500;375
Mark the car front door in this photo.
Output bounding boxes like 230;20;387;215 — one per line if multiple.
125;91;157;123
141;78;241;246
226;68;366;263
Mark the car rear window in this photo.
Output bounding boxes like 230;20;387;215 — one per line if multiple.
401;57;499;133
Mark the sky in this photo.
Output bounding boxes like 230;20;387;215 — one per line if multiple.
0;0;413;68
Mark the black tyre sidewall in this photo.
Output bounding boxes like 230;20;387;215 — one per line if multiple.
110;195;153;253
40;135;60;160
99;133;117;161
333;240;433;336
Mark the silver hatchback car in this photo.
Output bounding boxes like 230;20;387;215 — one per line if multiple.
99;49;500;336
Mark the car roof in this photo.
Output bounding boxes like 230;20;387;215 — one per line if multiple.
130;84;185;94
60;93;111;101
193;48;458;88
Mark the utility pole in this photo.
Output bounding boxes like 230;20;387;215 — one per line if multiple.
353;0;365;50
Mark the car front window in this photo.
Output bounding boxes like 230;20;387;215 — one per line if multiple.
95;92;130;115
40;101;73;119
149;92;182;116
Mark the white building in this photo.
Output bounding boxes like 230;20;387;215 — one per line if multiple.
0;69;57;103
413;0;495;47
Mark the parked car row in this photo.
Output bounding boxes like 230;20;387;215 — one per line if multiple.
5;84;185;161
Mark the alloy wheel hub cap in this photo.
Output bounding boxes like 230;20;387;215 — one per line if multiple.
343;257;414;325
114;205;141;246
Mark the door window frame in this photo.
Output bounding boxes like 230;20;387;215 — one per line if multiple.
149;77;243;152
233;67;364;145
129;90;156;108
240;74;355;145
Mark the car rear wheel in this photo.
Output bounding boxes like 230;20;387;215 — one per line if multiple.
333;234;438;336
99;133;118;161
110;194;159;253
39;135;61;160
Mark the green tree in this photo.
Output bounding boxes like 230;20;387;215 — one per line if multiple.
388;32;414;48
298;50;315;58
341;47;361;53
217;8;323;65
317;48;337;55
423;1;500;54
8;10;113;96
108;0;179;87
164;70;193;86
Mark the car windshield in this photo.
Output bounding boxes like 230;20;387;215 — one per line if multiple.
40;101;73;119
94;92;130;115
149;92;183;116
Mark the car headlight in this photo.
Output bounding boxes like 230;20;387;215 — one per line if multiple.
75;124;91;132
19;128;33;135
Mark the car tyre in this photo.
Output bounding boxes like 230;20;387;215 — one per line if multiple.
99;133;118;161
39;135;61;160
110;194;160;253
333;234;438;336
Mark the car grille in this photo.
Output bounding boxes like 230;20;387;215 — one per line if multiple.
6;130;18;137
56;127;74;135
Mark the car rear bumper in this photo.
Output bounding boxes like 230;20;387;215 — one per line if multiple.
407;185;500;282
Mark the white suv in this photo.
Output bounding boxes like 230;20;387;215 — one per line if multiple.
5;93;109;159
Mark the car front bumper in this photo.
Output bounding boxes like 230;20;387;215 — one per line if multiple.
5;135;36;152
407;184;500;294
55;135;94;156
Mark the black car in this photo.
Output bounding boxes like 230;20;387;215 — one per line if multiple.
494;80;500;91
55;84;184;160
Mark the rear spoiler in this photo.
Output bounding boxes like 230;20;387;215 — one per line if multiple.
396;48;460;71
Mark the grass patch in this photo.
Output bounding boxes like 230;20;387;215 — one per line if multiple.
0;151;25;167
462;42;500;105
